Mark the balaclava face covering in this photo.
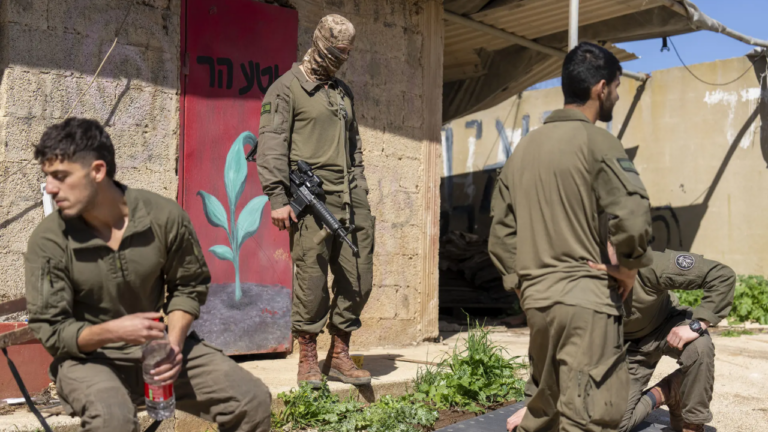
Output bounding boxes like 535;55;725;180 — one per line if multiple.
302;14;356;82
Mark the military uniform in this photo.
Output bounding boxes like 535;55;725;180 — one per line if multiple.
489;109;653;431
256;62;374;336
25;186;271;432
619;250;735;431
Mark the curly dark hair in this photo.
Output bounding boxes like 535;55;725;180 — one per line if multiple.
34;118;116;178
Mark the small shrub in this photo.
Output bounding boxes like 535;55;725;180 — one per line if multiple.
674;275;768;325
412;319;527;412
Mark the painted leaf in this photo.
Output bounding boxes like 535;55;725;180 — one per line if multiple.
209;245;234;262
236;195;268;247
197;191;229;234
224;131;257;212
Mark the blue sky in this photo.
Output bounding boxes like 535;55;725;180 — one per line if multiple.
529;0;768;90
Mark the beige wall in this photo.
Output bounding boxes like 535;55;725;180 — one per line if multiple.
0;0;443;348
444;56;768;277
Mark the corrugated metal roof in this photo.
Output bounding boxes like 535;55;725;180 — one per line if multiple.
444;0;665;82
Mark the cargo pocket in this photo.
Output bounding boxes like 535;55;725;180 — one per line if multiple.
584;346;630;427
558;366;589;427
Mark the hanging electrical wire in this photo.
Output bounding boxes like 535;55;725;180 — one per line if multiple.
669;36;765;87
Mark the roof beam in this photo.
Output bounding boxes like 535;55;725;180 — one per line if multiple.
661;0;768;48
444;11;649;81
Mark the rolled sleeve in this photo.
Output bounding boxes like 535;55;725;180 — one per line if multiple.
166;296;202;320
163;212;211;320
25;244;90;359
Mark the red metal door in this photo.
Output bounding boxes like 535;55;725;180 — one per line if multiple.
180;0;298;355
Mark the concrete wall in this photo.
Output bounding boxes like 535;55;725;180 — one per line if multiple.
443;55;768;277
0;0;181;303
0;0;443;348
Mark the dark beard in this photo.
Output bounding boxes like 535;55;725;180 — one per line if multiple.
598;104;614;123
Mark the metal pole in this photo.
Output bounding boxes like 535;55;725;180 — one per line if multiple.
569;0;579;50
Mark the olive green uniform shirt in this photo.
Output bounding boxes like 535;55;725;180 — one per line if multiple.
256;63;367;210
625;249;736;340
489;109;653;316
24;186;211;362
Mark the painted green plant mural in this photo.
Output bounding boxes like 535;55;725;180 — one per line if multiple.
197;131;268;302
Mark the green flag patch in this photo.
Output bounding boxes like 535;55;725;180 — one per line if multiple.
261;102;271;115
617;158;638;175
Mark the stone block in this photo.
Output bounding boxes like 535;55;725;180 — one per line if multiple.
395;287;414;319
361;285;398;319
108;86;177;129
367;187;419;225
0;68;48;118
380;134;422;160
117;168;177;199
140;0;171;10
0;197;42;254
0;117;57;162
353;317;420;348
110;124;178;173
0;0;48;30
48;1;173;53
403;92;423;128
170;0;182;14
0;253;25;305
46;74;121;121
98;44;153;87
3;24;101;74
372;253;420;288
374;221;421;256
147;49;179;90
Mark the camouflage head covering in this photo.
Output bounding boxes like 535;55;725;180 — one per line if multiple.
302;14;356;82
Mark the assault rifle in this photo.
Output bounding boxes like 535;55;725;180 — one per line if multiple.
245;142;358;254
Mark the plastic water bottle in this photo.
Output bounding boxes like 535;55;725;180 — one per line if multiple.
142;319;175;420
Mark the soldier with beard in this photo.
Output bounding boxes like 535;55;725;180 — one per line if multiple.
256;14;374;387
489;42;654;431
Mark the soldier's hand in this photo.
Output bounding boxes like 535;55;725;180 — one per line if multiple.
587;261;637;301
107;312;166;345
150;343;184;385
272;205;298;231
507;406;527;431
667;325;701;350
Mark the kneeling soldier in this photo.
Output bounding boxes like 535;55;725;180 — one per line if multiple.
508;249;735;432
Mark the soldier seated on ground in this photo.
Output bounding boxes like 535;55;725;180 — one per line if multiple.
507;248;735;432
25;118;272;432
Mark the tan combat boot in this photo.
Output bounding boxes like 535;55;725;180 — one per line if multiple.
648;369;684;430
296;333;323;388
321;331;372;386
682;423;704;432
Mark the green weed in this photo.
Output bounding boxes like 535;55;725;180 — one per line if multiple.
720;329;754;338
675;274;768;325
412;319;527;413
272;320;525;431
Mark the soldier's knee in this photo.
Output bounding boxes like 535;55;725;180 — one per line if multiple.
236;376;272;431
81;400;138;432
680;335;715;369
696;335;715;361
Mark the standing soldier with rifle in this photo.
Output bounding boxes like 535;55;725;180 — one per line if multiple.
256;14;375;387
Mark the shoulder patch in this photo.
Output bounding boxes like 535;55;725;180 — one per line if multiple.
617;158;638;175
675;254;696;271
261;102;271;115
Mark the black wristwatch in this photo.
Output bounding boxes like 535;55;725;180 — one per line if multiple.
689;319;705;336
